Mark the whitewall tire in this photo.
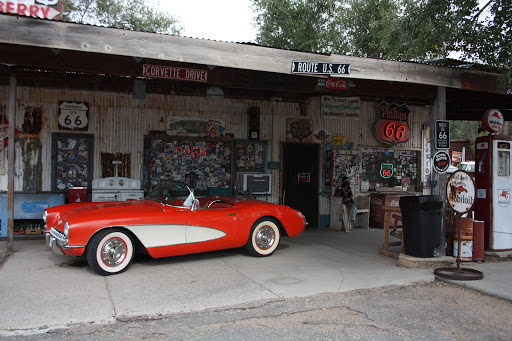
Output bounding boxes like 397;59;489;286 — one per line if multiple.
87;229;134;276
246;218;280;257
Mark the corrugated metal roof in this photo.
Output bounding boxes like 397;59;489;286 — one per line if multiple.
2;12;487;71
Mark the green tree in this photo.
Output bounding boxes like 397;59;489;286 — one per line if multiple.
451;120;511;153
456;0;512;83
62;0;182;35
339;0;402;59
251;0;510;74
251;0;346;53
450;121;487;150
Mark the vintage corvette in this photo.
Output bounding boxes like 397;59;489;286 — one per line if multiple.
44;180;306;276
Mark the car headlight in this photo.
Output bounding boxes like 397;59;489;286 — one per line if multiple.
43;210;47;224
64;221;69;237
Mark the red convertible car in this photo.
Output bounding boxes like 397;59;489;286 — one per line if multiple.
44;181;306;276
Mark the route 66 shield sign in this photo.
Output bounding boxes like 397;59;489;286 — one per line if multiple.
380;163;394;178
58;102;89;131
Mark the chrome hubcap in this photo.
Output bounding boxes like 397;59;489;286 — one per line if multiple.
101;238;126;267
255;226;275;250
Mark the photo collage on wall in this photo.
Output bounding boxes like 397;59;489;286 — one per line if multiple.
54;136;91;190
236;142;266;172
332;150;359;185
361;148;419;191
148;138;232;192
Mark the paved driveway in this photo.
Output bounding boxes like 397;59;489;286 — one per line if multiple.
0;228;499;336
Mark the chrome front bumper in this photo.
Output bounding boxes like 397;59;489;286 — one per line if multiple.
45;227;85;254
45;230;65;255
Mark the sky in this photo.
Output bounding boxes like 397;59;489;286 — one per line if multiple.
153;0;491;52
155;0;257;43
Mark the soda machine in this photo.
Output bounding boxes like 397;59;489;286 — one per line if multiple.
474;109;512;251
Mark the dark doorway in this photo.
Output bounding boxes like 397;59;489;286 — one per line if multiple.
282;143;319;227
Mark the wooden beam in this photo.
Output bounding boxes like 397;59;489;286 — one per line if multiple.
0;15;500;91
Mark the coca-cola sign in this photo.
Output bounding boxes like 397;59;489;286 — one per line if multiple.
316;78;355;91
326;78;348;89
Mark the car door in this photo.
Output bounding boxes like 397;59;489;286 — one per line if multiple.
186;204;240;250
124;204;189;258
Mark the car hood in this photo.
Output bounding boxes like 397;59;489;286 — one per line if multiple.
63;199;163;220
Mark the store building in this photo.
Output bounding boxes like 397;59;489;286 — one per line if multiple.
0;13;511;243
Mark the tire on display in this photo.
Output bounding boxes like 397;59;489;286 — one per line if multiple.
86;228;134;276
245;218;280;257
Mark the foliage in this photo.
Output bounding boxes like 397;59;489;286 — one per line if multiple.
251;0;345;53
451;121;511;152
62;0;182;35
339;0;403;59
251;0;510;77
450;121;487;150
456;0;512;84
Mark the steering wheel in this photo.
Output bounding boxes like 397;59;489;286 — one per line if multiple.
207;199;233;208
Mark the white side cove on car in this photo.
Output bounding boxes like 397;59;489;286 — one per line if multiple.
124;224;226;248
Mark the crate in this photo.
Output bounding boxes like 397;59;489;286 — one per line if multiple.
25;229;42;235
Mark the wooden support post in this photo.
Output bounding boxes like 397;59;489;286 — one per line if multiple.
7;72;16;252
430;86;447;257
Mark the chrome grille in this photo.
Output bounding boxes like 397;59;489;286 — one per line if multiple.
50;227;68;246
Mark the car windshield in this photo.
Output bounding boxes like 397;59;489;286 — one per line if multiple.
458;162;475;173
146;180;192;206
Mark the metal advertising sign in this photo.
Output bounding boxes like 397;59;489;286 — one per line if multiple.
333;135;346;145
446;170;475;214
325;78;354;90
267;161;280;170
315;78;355;91
291;61;350;75
375;101;411;145
437;170;482;281
452;151;462;163
433;151;450;173
1;0;63;19
380;163;394;179
497;189;510;207
320;96;361;120
0;111;21;150
435;120;450;149
167;116;225;137
298;173;311;183
58;102;89;131
482;109;504;133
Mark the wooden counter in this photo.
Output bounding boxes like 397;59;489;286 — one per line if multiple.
369;192;416;228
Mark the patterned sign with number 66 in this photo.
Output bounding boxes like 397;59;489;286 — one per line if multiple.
58;102;89;131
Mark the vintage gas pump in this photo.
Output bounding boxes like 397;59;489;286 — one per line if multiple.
474;109;512;251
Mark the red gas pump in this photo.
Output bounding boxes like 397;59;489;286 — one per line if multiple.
474;109;512;251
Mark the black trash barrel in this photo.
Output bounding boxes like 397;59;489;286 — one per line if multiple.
399;195;443;258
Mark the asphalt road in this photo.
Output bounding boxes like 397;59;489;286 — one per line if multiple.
3;281;511;341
